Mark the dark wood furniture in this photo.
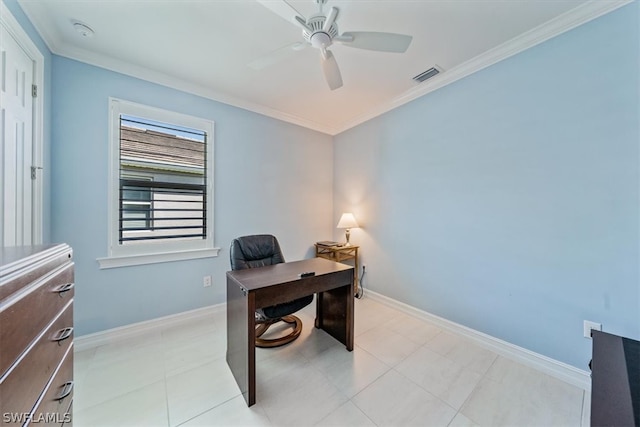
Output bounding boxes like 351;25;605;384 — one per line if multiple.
226;257;354;407
314;243;359;294
230;235;314;348
591;330;639;426
0;244;74;426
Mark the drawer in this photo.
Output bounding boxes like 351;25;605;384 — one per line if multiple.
28;345;74;427
0;247;72;301
0;301;73;420
61;401;73;427
0;264;74;376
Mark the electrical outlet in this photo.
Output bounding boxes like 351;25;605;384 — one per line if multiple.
203;275;212;287
583;320;601;338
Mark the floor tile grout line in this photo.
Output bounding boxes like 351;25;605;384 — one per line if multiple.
343;397;381;427
454;353;502;426
160;326;243;427
73;378;168;420
172;394;242;427
73;297;585;426
162;375;171;427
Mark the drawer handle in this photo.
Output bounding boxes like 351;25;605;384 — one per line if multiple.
52;327;74;344
55;381;74;401
54;283;74;295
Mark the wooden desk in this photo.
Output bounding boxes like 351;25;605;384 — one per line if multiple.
226;257;354;407
315;244;359;295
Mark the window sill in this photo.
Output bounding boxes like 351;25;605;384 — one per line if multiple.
97;247;220;269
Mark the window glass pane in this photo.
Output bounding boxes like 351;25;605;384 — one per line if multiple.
121;175;152;230
119;115;207;244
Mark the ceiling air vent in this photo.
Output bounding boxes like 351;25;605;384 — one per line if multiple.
413;66;441;83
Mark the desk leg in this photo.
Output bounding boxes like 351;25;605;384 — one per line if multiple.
226;280;256;406
354;248;359;296
315;282;354;351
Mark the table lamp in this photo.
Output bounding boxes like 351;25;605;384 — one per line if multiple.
337;213;359;246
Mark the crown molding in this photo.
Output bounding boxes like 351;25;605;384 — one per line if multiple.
331;0;634;135
17;0;339;134
47;43;339;134
18;0;632;137
13;0;60;52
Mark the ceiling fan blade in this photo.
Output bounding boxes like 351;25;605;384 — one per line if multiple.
338;32;413;53
248;42;308;70
322;7;338;32
256;0;308;29
321;50;343;90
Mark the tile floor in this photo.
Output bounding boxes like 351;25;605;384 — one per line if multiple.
73;297;588;426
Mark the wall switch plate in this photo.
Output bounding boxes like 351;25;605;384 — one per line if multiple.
203;275;212;287
584;320;602;338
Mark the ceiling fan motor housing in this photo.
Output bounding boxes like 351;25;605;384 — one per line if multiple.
303;14;339;49
254;0;413;91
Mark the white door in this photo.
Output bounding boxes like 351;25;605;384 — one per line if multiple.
1;24;35;246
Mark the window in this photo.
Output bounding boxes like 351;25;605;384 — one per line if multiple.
118;115;207;243
99;99;218;268
120;174;152;231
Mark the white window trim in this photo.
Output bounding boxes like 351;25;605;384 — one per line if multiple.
97;98;219;269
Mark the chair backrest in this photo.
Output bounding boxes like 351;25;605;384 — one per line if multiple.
230;234;285;271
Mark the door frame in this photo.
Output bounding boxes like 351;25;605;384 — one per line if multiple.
1;2;45;244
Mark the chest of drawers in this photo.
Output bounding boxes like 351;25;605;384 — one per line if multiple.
0;244;74;426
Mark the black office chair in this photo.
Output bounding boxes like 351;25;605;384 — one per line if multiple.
230;234;314;348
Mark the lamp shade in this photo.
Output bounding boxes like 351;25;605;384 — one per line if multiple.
336;213;359;229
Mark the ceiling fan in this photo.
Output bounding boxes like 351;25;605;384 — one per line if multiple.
253;0;413;90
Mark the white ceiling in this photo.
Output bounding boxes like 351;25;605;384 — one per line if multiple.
17;0;625;134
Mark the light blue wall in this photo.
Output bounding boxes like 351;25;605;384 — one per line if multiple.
51;57;333;335
334;3;639;370
7;0;638;368
2;0;53;242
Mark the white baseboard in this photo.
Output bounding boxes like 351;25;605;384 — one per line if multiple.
74;303;225;352
365;290;592;391
74;291;591;393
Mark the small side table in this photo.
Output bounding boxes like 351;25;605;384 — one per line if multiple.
315;243;359;295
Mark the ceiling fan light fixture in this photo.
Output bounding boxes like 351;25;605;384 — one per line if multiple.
255;0;414;90
311;32;331;49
